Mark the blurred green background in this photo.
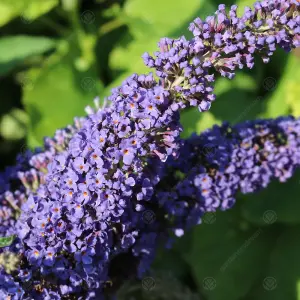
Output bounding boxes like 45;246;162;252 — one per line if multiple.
0;0;300;299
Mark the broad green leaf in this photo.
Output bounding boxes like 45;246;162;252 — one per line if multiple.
0;0;58;26
182;208;273;300
152;248;191;280
0;35;56;76
0;108;28;140
124;0;204;39
0;235;16;248
261;54;300;118
0;1;24;26
23;38;103;148
210;72;263;124
282;55;300;116
23;0;59;21
110;37;158;76
180;110;221;139
110;0;216;76
245;226;300;300
241;170;300;225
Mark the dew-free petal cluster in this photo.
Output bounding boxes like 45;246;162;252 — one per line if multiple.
143;0;300;111
0;117;85;237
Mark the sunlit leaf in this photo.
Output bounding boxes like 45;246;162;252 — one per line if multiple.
23;38;103;148
0;235;16;248
0;35;56;76
0;0;58;27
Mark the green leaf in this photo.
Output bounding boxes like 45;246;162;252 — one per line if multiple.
22;0;59;21
210;73;263;124
0;235;16;248
23;38;103;148
182;207;274;300
109;0;216;77
245;226;300;300
0;108;28;140
109;37;158;77
180;110;221;139
0;1;24;27
0;35;56;76
123;0;204;39
281;55;300;116
0;0;58;27
152;248;191;280
241;170;300;225
261;54;300;118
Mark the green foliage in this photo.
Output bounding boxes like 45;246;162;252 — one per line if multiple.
241;171;300;225
0;235;16;248
23;37;102;147
245;226;300;300
278;55;300;116
0;108;28;140
0;35;56;76
0;0;58;26
182;207;274;300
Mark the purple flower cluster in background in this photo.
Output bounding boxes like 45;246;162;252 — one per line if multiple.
0;118;85;237
154;116;300;238
0;0;299;299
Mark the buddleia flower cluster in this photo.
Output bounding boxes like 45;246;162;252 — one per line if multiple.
0;0;299;299
0;117;86;238
0;118;86;237
152;116;300;238
143;0;300;111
